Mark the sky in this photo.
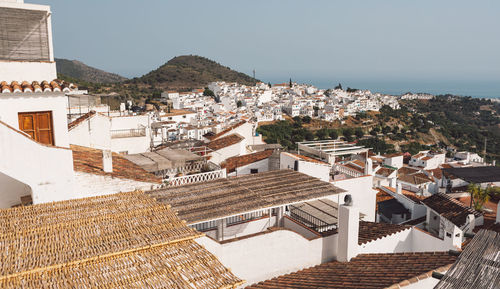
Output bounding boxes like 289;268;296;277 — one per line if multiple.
34;0;500;97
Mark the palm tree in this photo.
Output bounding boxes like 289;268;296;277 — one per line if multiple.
467;183;491;211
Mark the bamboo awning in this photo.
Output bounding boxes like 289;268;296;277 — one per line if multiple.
148;170;345;224
435;229;500;289
0;191;243;288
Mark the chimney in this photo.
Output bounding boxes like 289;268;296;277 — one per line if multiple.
337;195;359;262
103;150;113;173
364;158;373;175
396;183;402;194
466;214;475;233
389;178;396;188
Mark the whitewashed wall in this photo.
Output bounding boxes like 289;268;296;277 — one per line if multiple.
0;61;57;83
229;158;270;176
110;135;151;154
331;175;377;221
0;171;32;208
0;122;75;205
210;141;245;165
73;172;160;198
0;93;70;147
280;152;330;182
68;114;111;150
196;230;337;287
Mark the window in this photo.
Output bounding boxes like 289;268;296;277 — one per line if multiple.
250;168;258;174
18;111;54;145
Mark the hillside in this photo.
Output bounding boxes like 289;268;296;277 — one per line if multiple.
55;58;127;83
126;55;259;90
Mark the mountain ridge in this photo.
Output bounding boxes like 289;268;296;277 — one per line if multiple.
55;58;127;83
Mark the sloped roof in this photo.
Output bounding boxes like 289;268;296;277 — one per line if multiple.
358;221;411;245
148;170;345;224
204;121;246;141
247;252;456;289
397;166;420;176
221;150;274;173
398;174;433;185
442;166;500;183
283;152;329;165
67;110;97;130
71;145;162;184
207;133;244;151
0;192;243;288
436;229;500;289
422;193;483;228
375;167;396;177
382;186;425;204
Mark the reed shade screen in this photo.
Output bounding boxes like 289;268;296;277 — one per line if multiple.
0;191;243;288
0;7;50;61
435;229;500;289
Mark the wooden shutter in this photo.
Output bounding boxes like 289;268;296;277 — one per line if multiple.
18;111;54;145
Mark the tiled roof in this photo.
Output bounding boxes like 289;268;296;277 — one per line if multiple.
397;166;420;176
375;167;396;177
358;221;411;245
207;133;244;151
247;252;456;289
67;110;97;130
382;186;425;204
0;79;76;94
204;121;246;141
221;150;274;173
160;109;196;117
426;168;443;179
422;193;483;228
398;174;433;185
383;153;404;158
71;145;162;184
0;192;242;288
148;170;345;224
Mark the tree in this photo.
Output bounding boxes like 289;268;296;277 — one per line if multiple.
342;128;354;142
289;78;293;88
329;129;339;140
203;88;215;97
268;82;272;88
236;100;242;108
334;83;343;90
313;106;320;116
315;128;328;140
382;126;391;134
355;128;364;139
467;184;499;211
302;115;312;124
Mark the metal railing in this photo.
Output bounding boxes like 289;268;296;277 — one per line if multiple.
287;205;337;232
226;210;267;226
332;164;363;178
191;220;217;232
111;128;146;139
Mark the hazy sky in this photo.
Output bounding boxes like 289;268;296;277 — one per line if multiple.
34;0;500;96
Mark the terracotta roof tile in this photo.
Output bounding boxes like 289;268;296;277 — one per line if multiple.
398;174;433;185
382;186;425;203
204;121;246;141
71;145;162;184
247;252;457;289
375;167;396;177
207;133;244;151
397;166;420;176
0;79;76;94
67;111;96;130
283;152;329;165
358;221;411;245
221;150;274;173
422;193;483;227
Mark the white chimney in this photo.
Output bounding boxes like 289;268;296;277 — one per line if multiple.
389;178;396;188
337;195;359;262
396;183;402;194
466;214;475;233
496;202;500;224
102;150;113;173
364;158;373;175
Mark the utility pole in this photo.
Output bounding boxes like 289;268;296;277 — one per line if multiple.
484;137;487;162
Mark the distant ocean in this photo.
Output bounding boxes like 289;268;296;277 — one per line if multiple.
305;79;500;99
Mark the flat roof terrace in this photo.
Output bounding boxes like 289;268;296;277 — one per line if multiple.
147;170;345;224
297;140;370;163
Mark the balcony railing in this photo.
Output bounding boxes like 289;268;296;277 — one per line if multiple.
166;169;227;187
111;128;146;139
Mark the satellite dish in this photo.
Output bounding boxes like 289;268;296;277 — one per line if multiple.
344;194;353;206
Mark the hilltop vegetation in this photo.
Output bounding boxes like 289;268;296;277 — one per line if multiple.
127;55;259;90
55;58;127;83
59;55;259;102
258;96;500;163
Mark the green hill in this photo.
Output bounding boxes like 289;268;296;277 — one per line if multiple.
55;58;127;83
127;55;259;90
